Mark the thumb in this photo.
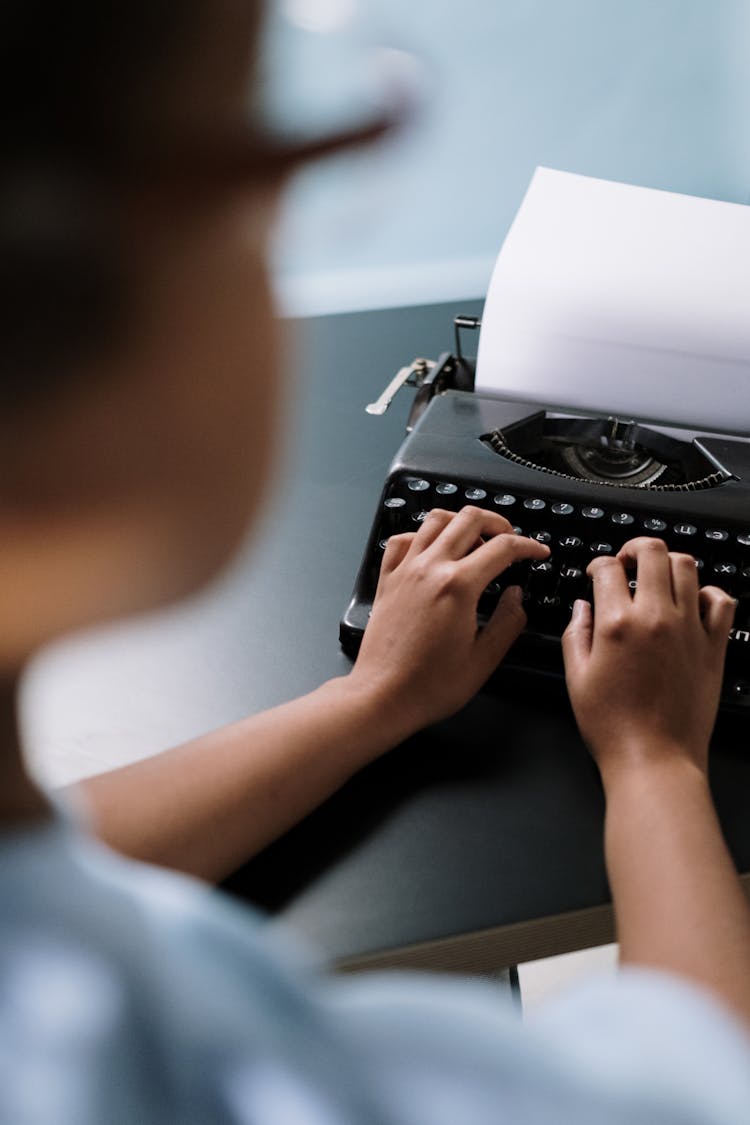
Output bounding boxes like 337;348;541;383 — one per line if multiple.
478;585;527;666
562;599;593;677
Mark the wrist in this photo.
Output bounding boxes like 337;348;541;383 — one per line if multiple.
317;673;416;762
600;748;709;800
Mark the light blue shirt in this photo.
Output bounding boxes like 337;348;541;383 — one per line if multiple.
2;814;750;1124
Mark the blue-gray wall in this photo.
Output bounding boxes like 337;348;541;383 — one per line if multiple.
271;0;750;314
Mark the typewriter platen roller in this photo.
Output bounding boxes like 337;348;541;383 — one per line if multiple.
340;317;750;712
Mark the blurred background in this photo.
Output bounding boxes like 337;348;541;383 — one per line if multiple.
269;0;750;315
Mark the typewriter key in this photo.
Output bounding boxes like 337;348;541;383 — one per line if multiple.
713;562;737;577
560;566;583;581
737;534;750;548
589;541;613;555
674;523;697;537
523;498;546;511
643;517;667;532
465;487;487;501
532;531;552;544
436;482;458;495
551;502;575;516
705;529;729;542
494;493;516;508
384;497;406;509
559;535;583;550
582;506;605;520
407;478;430;492
611;512;634;526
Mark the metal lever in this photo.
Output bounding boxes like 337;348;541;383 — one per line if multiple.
366;358;435;415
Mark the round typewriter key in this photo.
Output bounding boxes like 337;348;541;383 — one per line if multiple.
582;506;605;520
411;510;429;523
559;535;583;549
705;529;729;542
436;482;458;495
694;558;705;571
611;512;634;526
713;562;737;577
643;517;667;532
494;493;516;508
560;566;583;581
378;538;390;549
523;498;546;511
589;541;613;555
742;566;750;580
674;523;697;537
532;531;552;544
531;560;554;573
737;533;750;548
513;526;523;535
384;497;406;509
465;487;487;501
551;502;575;516
407;478;430;492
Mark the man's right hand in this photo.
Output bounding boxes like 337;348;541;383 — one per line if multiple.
561;536;736;782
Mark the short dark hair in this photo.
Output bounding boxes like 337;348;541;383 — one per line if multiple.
0;2;237;404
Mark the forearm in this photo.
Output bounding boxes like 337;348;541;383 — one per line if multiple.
69;675;405;882
603;755;750;1027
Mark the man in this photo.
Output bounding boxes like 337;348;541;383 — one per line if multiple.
1;3;749;1122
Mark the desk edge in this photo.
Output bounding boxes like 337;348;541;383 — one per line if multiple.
334;872;750;974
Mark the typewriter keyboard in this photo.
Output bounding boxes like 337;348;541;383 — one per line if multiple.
341;473;750;711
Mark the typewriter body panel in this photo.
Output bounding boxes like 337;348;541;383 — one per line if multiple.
340;348;750;712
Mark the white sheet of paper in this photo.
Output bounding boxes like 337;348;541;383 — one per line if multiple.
475;168;750;435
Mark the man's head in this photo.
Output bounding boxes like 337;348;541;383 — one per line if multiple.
0;1;287;666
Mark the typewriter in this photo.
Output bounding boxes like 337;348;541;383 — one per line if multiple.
340;169;750;711
339;317;750;712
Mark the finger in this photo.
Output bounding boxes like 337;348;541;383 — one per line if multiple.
405;508;454;554
587;555;631;618
699;586;737;646
380;532;415;576
561;599;593;675
670;552;700;611
460;531;550;589
435;506;516;558
477;585;527;668
617;537;674;607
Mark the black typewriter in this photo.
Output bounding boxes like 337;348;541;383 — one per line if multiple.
340;317;750;712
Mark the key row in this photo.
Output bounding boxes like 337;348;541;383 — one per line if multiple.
393;481;750;545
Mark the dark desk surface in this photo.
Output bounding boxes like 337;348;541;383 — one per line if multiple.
221;299;750;971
